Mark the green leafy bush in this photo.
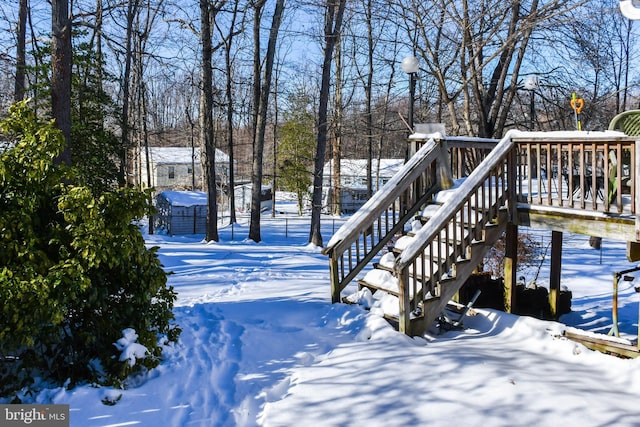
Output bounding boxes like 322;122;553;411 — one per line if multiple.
0;101;180;398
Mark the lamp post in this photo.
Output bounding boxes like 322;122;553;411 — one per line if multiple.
402;56;419;165
401;55;419;132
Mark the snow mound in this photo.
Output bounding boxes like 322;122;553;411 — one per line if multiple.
114;328;149;367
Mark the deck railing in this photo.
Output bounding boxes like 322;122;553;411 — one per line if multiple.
393;132;516;332
510;132;636;216
440;131;637;216
324;130;639;335
323;137;448;303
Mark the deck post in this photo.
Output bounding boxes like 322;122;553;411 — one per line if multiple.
436;140;454;190
504;222;518;313
549;231;563;319
329;252;341;303
503;143;518;313
398;268;411;334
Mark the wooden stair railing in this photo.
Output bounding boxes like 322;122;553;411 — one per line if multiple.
324;131;518;336
326;130;639;336
391;132;517;334
337;132;516;336
323;137;450;304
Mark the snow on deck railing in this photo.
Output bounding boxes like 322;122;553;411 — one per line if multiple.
323;136;440;255
395;130;518;270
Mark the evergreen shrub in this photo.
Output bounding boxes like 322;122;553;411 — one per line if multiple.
0;101;180;399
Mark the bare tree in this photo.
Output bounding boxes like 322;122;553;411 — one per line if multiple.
200;0;226;242
396;0;578;138
215;0;243;224
331;29;343;216
566;0;637;116
116;0;139;185
249;0;285;242
362;0;375;198
309;0;347;246
51;0;72;165
14;0;27;101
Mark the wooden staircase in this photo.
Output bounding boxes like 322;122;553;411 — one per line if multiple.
356;183;509;335
325;130;640;336
324;132;516;336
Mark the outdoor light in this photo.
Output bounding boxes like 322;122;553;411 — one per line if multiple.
620;0;640;19
401;56;419;75
523;75;539;131
401;55;419;134
523;75;539;91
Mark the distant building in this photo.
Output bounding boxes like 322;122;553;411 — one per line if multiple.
234;183;273;213
154;191;207;235
136;147;231;191
322;158;403;213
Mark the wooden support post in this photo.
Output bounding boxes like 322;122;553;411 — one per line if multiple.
549;231;563;319
329;253;341;303
504;143;518;313
436;140;454;190
503;222;518;313
398;268;411;335
628;241;640;262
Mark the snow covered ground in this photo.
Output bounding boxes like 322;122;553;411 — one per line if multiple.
17;198;640;426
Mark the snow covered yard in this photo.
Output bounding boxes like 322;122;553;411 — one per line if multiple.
16;205;640;426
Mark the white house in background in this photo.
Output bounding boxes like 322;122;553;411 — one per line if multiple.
322;158;403;213
137;147;231;191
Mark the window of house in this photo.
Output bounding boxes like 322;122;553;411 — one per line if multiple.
168;166;175;179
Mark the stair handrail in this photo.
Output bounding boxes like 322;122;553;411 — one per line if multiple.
323;136;441;257
324;135;450;303
395;131;517;272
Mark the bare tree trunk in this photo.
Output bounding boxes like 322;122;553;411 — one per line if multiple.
95;0;103;85
52;0;72;166
310;0;347;246
186;106;196;189
216;1;240;223
364;0;374;198
377;39;399;184
119;0;138;186
331;34;343;216
141;82;154;234
14;0;27;101
271;60;281;218
200;0;219;242
249;0;285;242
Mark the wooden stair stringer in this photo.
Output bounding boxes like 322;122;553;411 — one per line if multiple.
415;213;508;334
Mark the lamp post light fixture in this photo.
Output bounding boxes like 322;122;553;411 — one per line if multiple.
523;75;539;131
620;0;640;19
401;55;420;133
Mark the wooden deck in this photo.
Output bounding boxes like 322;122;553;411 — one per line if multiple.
447;131;639;241
325;130;640;336
518;203;634;242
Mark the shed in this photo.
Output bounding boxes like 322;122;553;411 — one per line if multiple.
154;191;208;235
